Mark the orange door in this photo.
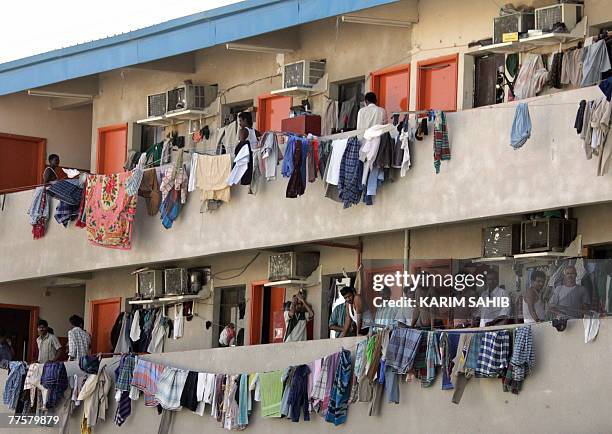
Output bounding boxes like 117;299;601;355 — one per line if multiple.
417;54;459;112
372;65;410;120
0;133;46;193
269;287;286;343
90;297;121;353
257;96;291;132
97;124;128;175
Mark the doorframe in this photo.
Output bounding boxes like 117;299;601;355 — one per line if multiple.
249;280;268;345
0;303;39;362
89;297;121;353
96;123;128;174
0;132;46;193
370;63;411;111
416;53;459;112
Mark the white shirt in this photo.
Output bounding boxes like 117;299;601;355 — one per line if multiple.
325;139;348;185
479;286;511;328
357;103;386;130
283;311;312;342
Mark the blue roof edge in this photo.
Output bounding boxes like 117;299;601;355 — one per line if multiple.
0;0;398;96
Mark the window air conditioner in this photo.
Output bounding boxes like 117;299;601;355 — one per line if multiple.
164;268;189;296
493;12;535;44
535;3;583;33
520;217;577;253
268;252;320;281
166;84;218;113
136;270;164;299
282;60;326;89
481;225;521;258
147;92;167;117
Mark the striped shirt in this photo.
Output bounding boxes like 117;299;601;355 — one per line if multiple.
37;333;61;363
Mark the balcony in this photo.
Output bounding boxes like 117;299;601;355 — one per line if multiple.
0;320;610;432
1;86;610;283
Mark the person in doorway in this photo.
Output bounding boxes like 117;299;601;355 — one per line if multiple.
0;331;14;362
238;112;259;149
284;291;314;342
219;323;236;347
373;286;396;328
42;154;67;184
356;92;386;130
547;265;591;319
328;301;346;338
36;319;63;363
67;315;91;361
477;269;511;328
339;286;371;336
521;270;547;323
452;269;479;328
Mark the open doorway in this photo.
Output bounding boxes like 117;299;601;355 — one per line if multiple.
0;304;39;362
213;286;246;347
249;282;286;345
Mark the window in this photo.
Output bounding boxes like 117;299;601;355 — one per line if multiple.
221;99;256;127
212;285;246;347
417;54;459;112
371;64;411;120
330;78;365;132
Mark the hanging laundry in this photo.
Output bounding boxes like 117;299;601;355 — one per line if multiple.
144;141;163;167
155;367;189;410
227;138;252;186
514;54;549;99
286;138;306;198
433;110;450;172
510;102;532;149
77;365;112;429
475;330;510;378
79;355;101;375
160;150;188;229
325;138;349;186
27;187;50;239
599;76;612;101
325;349;352;426
125;153;147;196
581;39;612;87
179;371;200;412
3;361;27;409
130;359;165;407
384;327;421;375
439;332;459;390
287;364;310;422
311;356;330;413
561;47;584;86
48;178;83;227
583;311;600;343
322;98;339;136
548;51;564;89
40;361;69;409
575;100;587;134
196;154;232;208
85;172;138;249
503;326;535;394
173;304;184;339
338;136;363;208
451;333;482;405
137;169;161;216
349;340;367;403
260;131;283;181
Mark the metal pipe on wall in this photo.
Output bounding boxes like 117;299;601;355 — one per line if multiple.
403;229;410;274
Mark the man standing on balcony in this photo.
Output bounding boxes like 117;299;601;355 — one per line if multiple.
284;291;314;342
477;269;511;328
42;154;67;184
547;265;591;319
356;92;386;130
36;319;63;363
67;315;90;360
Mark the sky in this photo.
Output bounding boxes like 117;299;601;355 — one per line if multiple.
0;0;242;63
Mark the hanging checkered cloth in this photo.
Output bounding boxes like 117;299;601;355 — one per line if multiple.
476;330;510;378
338;136;364;209
503;326;535;394
433;110;450;173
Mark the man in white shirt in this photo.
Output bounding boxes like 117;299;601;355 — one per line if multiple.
547;265;590;319
478;270;512;328
356;92;386;130
36;319;63;363
284;292;314;342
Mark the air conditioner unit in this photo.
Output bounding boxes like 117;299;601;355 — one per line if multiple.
164;268;189;296
166;84;218;113
535;3;583;33
521;217;577;253
493;12;535;44
268;252;320;281
136;270;164;299
147;92;167;117
482;225;521;258
283;60;326;89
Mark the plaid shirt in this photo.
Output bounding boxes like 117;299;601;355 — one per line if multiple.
424;331;441;387
385;328;422;375
48;179;83;206
155;367;188;410
338;136;364;209
115;354;136;392
311;356;330;411
40;362;69;409
131;359;165;407
160;165;188;204
3;361;27;409
433;110;450;173
55;200;80;227
476;330;510;378
510;326;534;381
68;327;91;359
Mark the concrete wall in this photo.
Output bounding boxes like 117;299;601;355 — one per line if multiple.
0;282;85;338
0;92;92;170
1;320;611;434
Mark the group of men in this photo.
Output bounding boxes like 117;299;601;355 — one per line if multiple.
0;315;92;363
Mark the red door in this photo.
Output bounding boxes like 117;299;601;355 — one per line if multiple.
97;124;127;175
269;287;286;343
90;297;121;353
0;133;46;193
372;64;410;120
417;54;459;112
257;96;291;132
249;283;286;345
